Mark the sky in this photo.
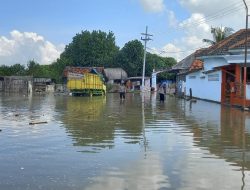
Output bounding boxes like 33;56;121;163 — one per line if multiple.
0;0;249;66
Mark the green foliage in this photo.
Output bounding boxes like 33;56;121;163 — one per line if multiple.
146;54;176;81
49;58;69;83
60;30;119;67
0;65;12;76
26;60;40;76
0;64;26;76
203;26;234;45
116;40;144;77
115;39;176;80
0;30;177;83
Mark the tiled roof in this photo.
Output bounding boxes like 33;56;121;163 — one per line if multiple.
189;59;203;71
197;29;250;57
172;48;206;71
172;53;195;70
63;66;104;77
172;29;250;74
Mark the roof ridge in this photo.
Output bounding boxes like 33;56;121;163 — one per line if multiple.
198;29;250;56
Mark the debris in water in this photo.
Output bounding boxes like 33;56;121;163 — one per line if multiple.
29;121;48;125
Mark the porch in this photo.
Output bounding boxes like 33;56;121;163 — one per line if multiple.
221;64;250;107
222;82;250;106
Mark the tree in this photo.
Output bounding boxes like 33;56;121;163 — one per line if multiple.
203;26;234;45
0;65;12;76
116;40;144;77
0;30;177;83
49;57;69;82
26;60;54;78
58;30;119;67
116;39;177;78
10;64;26;75
0;64;26;76
26;60;41;77
146;54;176;81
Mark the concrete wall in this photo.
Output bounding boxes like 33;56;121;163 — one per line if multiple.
246;84;250;100
186;70;222;102
46;85;55;92
185;57;228;102
203;57;228;71
185;52;250;103
55;84;67;92
3;76;33;93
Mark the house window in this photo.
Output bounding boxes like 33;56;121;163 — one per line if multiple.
208;74;219;81
189;76;196;79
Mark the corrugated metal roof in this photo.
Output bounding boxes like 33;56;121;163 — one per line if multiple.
104;68;127;80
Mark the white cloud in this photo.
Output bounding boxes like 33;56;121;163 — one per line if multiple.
0;30;64;66
179;0;242;14
167;10;179;27
85;152;170;190
151;35;208;62
178;0;247;30
140;0;165;13
152;13;210;61
160;0;246;61
162;43;182;60
179;13;210;36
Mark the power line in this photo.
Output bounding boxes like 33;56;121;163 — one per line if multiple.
152;2;246;53
148;2;250;59
147;46;208;55
179;5;243;29
172;2;247;31
154;2;247;38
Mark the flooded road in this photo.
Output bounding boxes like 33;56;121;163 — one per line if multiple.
0;93;250;190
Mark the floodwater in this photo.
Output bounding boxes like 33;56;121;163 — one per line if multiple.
0;93;250;190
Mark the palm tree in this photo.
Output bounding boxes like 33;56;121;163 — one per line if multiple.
203;26;234;45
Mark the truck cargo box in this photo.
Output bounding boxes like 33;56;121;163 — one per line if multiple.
67;72;106;96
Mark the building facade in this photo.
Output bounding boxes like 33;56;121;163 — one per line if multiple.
184;29;250;107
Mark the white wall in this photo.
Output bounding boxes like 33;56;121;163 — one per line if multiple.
151;72;157;91
246;84;250;99
203;57;228;71
46;84;55;92
186;70;222;102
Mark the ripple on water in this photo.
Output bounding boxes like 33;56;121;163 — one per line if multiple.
1;94;250;190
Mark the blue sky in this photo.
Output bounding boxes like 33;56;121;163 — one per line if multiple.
0;0;187;46
0;0;248;65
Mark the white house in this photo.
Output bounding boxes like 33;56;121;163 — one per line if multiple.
182;29;250;108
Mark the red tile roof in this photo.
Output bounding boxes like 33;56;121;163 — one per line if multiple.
63;66;104;77
189;59;203;71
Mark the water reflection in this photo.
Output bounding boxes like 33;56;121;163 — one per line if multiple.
171;99;250;189
57;96;114;150
177;100;250;170
85;152;170;190
1;93;250;189
57;94;144;152
58;93;250;174
0;94;56;129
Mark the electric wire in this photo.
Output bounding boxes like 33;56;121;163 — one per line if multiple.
178;2;245;29
146;46;208;55
149;1;250;58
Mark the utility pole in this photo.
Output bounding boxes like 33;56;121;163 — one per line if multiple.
141;26;153;92
243;0;248;110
